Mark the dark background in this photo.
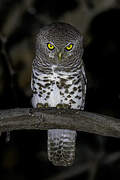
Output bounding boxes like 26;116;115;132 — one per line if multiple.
0;0;120;179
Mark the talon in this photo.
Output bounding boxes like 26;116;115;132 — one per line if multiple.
56;104;70;109
37;103;44;108
44;103;49;108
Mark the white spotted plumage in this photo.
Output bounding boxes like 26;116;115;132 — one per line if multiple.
32;64;85;109
31;22;87;166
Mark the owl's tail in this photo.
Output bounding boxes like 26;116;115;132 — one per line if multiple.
48;129;76;166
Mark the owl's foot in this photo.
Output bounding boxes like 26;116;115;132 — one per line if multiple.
37;103;44;108
37;103;49;108
56;103;70;109
37;103;71;109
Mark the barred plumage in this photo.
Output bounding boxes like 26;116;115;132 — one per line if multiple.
31;23;87;166
48;129;76;166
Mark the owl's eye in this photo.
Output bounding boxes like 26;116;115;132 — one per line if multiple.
65;43;73;51
47;43;55;50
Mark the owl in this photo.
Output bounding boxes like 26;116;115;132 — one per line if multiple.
31;23;87;166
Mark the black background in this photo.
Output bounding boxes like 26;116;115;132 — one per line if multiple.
0;0;120;179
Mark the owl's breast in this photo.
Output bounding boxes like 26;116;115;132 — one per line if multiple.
32;66;83;109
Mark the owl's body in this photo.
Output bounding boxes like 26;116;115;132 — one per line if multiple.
31;23;86;166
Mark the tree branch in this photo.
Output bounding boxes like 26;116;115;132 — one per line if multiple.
0;108;120;138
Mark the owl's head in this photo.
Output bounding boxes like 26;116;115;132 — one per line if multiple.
36;23;83;68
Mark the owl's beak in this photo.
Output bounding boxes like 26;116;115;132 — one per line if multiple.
58;52;62;61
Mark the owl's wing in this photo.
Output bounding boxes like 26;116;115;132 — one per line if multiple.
31;60;37;92
81;62;87;110
31;72;34;91
82;62;87;86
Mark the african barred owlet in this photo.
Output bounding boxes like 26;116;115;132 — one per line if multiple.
31;23;87;166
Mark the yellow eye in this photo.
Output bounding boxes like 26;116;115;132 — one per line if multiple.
47;43;55;50
65;43;73;51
